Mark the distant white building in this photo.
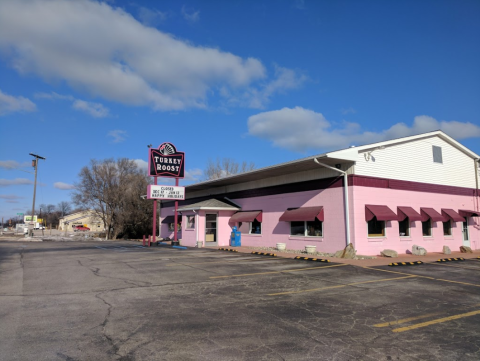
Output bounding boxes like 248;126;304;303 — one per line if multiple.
59;210;104;231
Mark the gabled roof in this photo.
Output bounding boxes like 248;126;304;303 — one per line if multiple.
185;130;479;192
177;199;240;212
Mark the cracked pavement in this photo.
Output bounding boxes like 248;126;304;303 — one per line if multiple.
1;240;479;360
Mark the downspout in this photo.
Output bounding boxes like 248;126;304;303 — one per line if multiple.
193;210;199;245
314;158;351;246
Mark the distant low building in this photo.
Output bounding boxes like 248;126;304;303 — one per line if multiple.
59;210;104;231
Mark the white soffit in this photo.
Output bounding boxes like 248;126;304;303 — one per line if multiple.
324;148;359;162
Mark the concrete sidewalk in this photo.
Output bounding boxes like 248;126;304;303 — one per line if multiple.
222;245;479;266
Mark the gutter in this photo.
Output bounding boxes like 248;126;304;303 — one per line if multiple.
314;158;351;246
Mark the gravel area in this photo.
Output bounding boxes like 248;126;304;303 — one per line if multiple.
243;246;377;259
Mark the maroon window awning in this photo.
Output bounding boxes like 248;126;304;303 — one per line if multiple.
459;209;480;218
441;209;465;222
420;208;445;222
397;206;422;222
230;211;262;223
365;205;397;222
161;215;182;224
279;206;324;222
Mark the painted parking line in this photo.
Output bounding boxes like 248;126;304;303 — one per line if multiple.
268;275;417;296
374;313;442;327
362;266;480;287
392;310;480;333
166;257;281;267
428;263;480;271
209;263;347;279
374;303;480;328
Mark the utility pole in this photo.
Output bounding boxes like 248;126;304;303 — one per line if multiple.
29;153;46;236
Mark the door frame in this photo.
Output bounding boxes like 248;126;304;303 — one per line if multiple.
204;213;218;246
462;218;470;247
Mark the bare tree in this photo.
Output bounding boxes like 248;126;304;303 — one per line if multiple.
57;201;72;217
72;158;153;240
204;158;255;180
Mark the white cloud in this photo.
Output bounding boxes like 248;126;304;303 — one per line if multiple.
133;159;148;172
0;160;30;170
248;107;480;152
0;194;23;200
107;129;127;143
0;0;273;111
34;92;74;101
54;182;76;190
184;168;203;182
35;92;109;118
138;7;167;26
0;89;36;115
341;107;356;115
228;65;307;109
72;100;110;118
0;178;34;187
181;5;200;22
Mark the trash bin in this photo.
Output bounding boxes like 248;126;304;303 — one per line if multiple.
230;227;241;247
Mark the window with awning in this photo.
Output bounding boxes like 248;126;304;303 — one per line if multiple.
231;211;263;235
459;209;480;218
397;206;422;221
279;206;324;222
161;215;183;224
162;215;182;232
280;206;324;237
365;205;398;221
420;208;444;222
229;211;262;223
441;209;465;222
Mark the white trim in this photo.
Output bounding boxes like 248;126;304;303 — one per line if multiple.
177;206;239;212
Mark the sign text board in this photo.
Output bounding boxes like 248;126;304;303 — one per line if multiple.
147;185;185;200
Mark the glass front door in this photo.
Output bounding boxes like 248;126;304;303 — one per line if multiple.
205;214;217;245
462;219;470;247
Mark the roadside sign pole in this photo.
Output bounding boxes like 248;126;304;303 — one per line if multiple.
152;176;157;245
174;178;179;245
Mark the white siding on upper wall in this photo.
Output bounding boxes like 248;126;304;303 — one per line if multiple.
354;135;476;188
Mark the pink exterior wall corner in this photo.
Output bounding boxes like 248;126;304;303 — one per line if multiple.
351;186;479;255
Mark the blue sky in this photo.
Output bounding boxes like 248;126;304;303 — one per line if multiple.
1;0;480;221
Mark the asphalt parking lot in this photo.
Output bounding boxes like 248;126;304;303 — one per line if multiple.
1;240;479;361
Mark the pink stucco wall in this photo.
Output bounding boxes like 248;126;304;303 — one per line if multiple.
351;186;480;255
229;187;347;253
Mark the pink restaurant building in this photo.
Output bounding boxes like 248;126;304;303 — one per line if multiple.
160;131;480;255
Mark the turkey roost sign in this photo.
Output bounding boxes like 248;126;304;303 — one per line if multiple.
148;143;185;178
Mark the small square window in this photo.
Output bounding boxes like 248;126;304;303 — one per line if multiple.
290;221;305;236
186;216;195;229
432;145;443;163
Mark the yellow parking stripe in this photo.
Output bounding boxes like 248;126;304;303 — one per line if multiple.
166;258;277;267
430;263;480;271
392;310;480;333
209;263;347;279
373;313;441;327
268;275;416;296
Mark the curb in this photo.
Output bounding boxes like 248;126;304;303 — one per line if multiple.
389;261;424;266
294;256;330;262
436;258;465;262
218;248;239;252
251;251;277;257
